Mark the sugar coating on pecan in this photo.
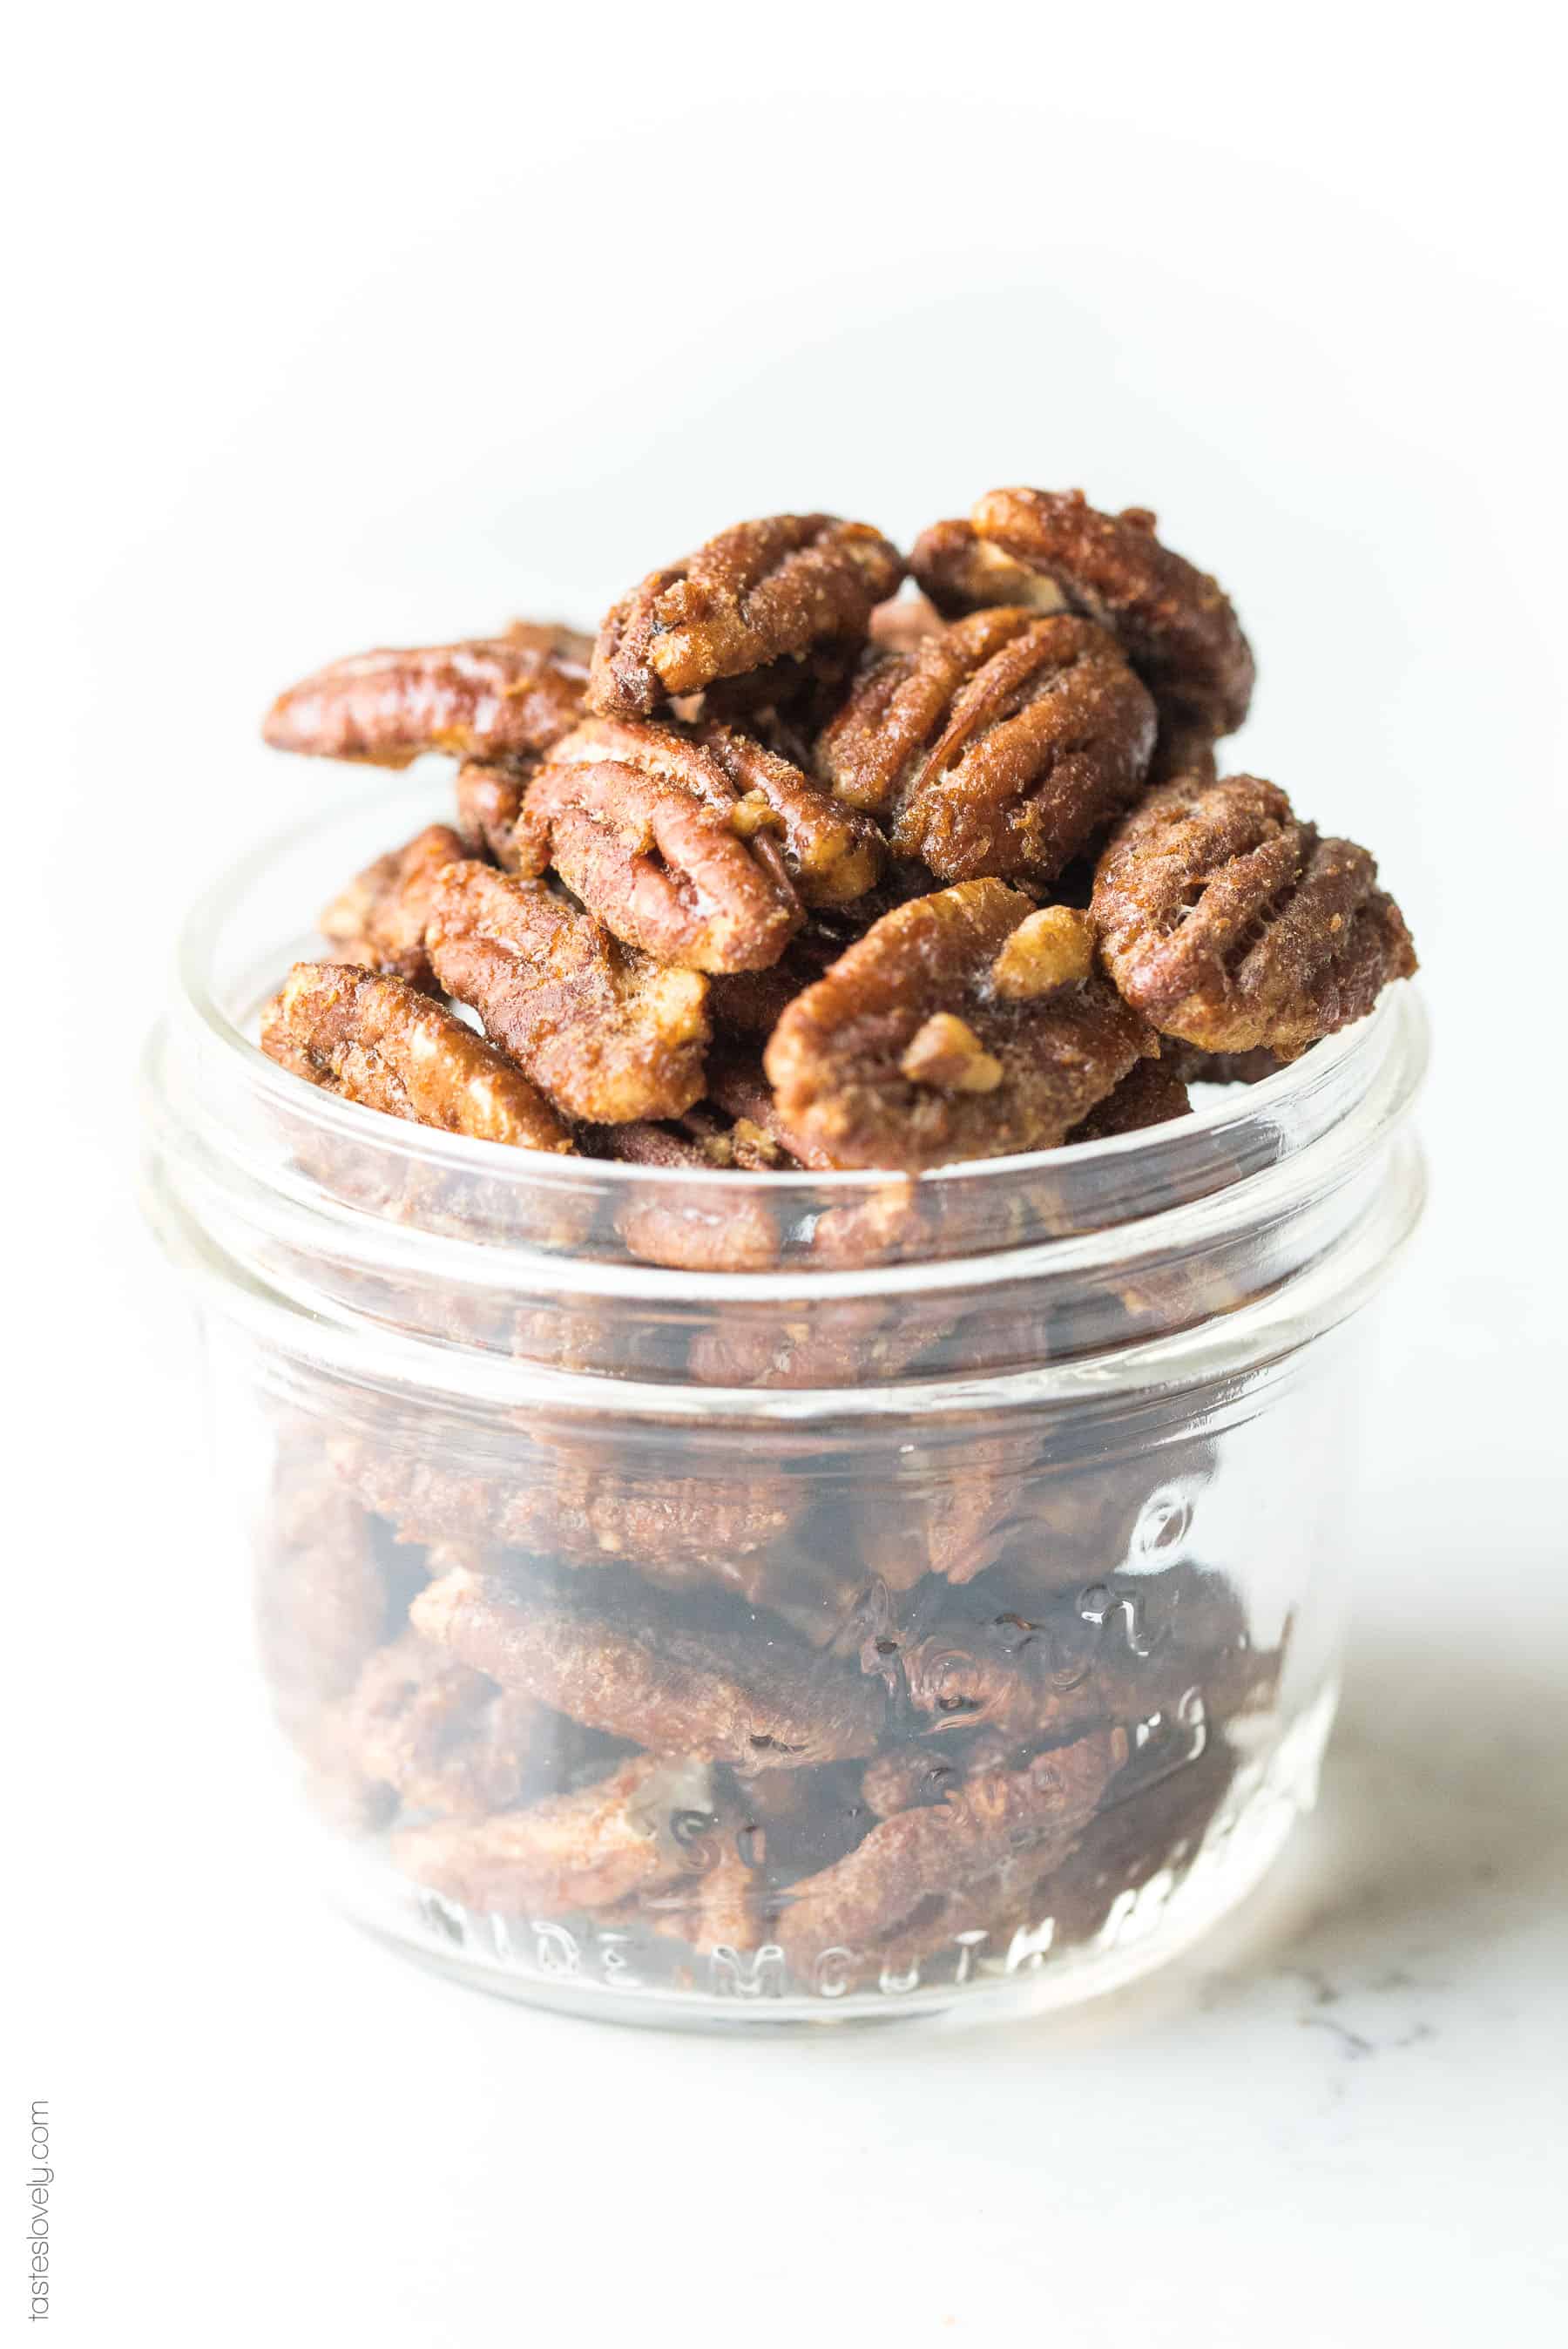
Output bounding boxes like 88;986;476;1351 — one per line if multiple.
1066;1055;1192;1141
817;608;1156;884
510;718;802;972
318;822;467;991
263;635;587;767
775;1724;1126;1962
342;1630;545;1818
1091;774;1417;1058
590;514;904;718
764;881;1154;1170
912;490;1255;737
260;963;574;1152
425;861;710;1121
699;723;886;910
411;1567;885;1770
393;1753;723;1914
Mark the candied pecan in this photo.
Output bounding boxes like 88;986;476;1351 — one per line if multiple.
817;608;1155;883
901;1564;1280;1746
256;1445;390;1714
510;718;801;971
342;1630;545;1818
590;513;904;718
911;489;1255;736
260;963;573;1152
393;1754;724;1913
318;822;466;990
699;724;885;910
263;634;587;766
1066;1055;1192;1141
1045;1731;1240;1950
580;1111;783;1273
454;762;531;864
775;1725;1126;1964
1091;775;1417;1058
1161;1040;1283;1086
643;1839;767;1956
411;1566;885;1770
764;881;1153;1170
425;862;710;1121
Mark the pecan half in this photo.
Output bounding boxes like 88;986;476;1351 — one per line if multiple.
411;1567;885;1770
260;963;573;1152
699;723;885;909
263;634;587;766
1091;774;1417;1058
510;718;802;971
775;1725;1126;1965
911;490;1255;737
425;861;710;1121
318;822;466;990
816;609;1155;883
393;1754;725;1914
342;1630;546;1818
580;1109;786;1273
589;513;904;718
764;882;1154;1170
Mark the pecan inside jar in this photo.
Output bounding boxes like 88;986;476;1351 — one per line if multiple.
1091;773;1417;1058
817;608;1156;884
764;883;1155;1170
911;488;1255;739
589;512;904;719
318;822;467;991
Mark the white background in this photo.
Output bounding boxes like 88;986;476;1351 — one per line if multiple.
10;4;1566;2343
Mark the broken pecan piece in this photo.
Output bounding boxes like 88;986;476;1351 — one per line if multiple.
1091;774;1418;1059
425;861;710;1121
393;1754;725;1913
775;1724;1126;1965
263;634;587;766
764;882;1154;1170
411;1566;884;1770
816;608;1155;883
699;723;885;909
589;513;904;718
318;822;466;990
260;963;573;1152
911;489;1255;737
511;718;801;971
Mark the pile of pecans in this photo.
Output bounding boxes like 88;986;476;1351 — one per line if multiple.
260;491;1417;1181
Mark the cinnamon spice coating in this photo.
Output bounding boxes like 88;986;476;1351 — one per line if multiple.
911;489;1255;737
816;608;1156;883
425;861;710;1121
1091;774;1417;1059
260;963;573;1152
764;880;1154;1170
512;718;802;972
393;1754;725;1914
411;1566;885;1770
318;822;467;991
589;514;904;719
263;634;587;766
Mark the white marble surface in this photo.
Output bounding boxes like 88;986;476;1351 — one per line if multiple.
15;10;1566;2341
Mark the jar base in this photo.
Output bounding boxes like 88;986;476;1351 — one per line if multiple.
327;1687;1335;2034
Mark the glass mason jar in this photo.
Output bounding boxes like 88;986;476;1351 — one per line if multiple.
141;773;1428;2029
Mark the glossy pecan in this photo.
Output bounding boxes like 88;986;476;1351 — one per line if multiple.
589;513;904;718
425;861;710;1121
775;1724;1126;1966
393;1754;727;1914
816;608;1155;883
700;723;885;909
764;882;1154;1170
318;822;466;990
911;489;1255;737
260;963;573;1152
263;633;587;765
510;718;802;971
1091;774;1417;1058
411;1566;885;1771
